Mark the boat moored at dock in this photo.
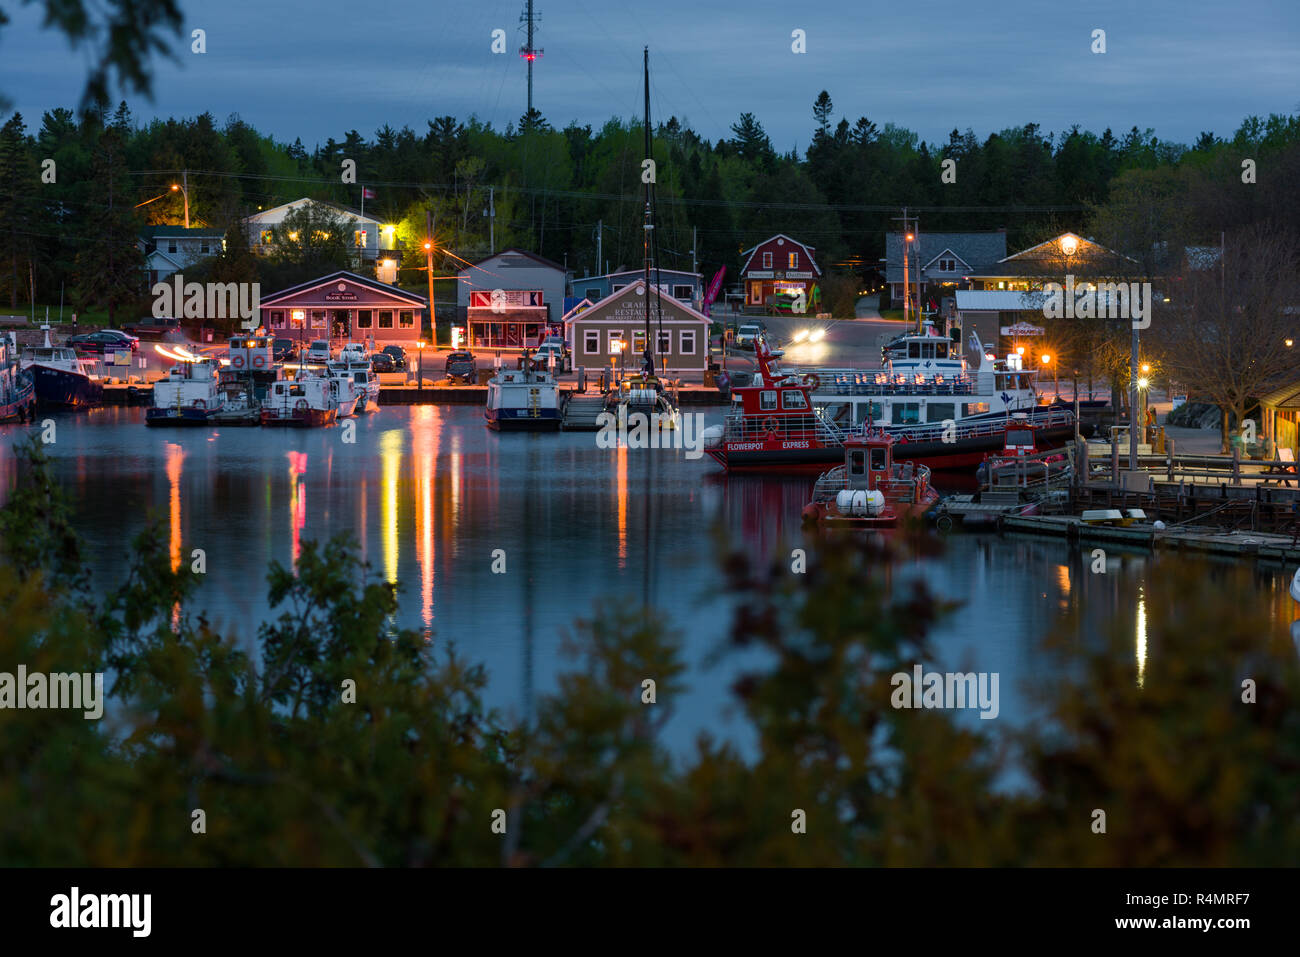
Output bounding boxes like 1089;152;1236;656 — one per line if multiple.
801;428;939;528
20;328;104;409
260;375;338;427
485;358;561;431
146;357;225;426
0;334;36;424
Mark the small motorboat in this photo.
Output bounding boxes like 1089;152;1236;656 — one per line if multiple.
801;427;939;527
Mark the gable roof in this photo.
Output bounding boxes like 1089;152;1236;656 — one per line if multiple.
885;232;1007;283
260;270;427;306
568;279;711;324
969;232;1142;278
460;247;567;275
140;225;226;239
242;198;381;225
739;234;822;276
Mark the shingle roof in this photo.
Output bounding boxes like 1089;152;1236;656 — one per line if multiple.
885;232;1006;283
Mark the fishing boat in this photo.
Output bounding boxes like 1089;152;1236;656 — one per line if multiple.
607;46;681;427
485;354;561;431
260;375;338;427
702;332;1075;473
20;327;104;408
146;357;225;426
800;428;939;527
0;334;36;424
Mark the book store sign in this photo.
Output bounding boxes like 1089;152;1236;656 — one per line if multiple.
324;282;358;302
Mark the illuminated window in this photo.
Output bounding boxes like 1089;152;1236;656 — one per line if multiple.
633;331;646;354
787;252;797;269
379;310;393;329
607;330;623;353
310;310;326;328
398;310;414;328
261;230;272;244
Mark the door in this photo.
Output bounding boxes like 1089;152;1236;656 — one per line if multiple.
331;310;350;340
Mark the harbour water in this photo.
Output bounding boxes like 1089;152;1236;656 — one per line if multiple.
2;405;1296;752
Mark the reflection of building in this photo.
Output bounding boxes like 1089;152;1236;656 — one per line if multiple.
739;234;822;310
259;270;427;346
457;249;567;351
570;267;702;310
565;280;711;372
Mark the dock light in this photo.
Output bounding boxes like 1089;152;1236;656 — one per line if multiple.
1140;362;1150;374
809;328;826;343
1040;353;1051;365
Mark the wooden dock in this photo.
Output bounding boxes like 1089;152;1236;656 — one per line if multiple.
1000;514;1300;563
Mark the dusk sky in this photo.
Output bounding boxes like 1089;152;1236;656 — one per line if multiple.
3;0;1297;150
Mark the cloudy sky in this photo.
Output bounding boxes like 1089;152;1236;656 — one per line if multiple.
3;0;1297;150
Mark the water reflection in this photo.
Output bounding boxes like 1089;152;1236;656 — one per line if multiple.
165;442;184;573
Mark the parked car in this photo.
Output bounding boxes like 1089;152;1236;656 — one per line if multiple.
307;339;332;364
382;345;408;371
99;329;140;351
122;316;180;340
68;330;138;355
272;338;296;363
735;322;766;349
340;341;367;363
532;340;571;373
369;352;396;373
444;350;477;384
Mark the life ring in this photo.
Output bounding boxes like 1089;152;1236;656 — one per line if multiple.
295;398;309;411
191;398;206;409
252;354;266;369
763;416;780;435
801;373;820;391
231;354;246;369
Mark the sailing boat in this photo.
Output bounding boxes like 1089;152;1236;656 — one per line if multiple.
607;47;680;429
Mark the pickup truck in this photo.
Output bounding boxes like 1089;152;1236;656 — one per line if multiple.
122;316;181;339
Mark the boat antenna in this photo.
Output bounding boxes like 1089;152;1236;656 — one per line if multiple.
641;46;655;379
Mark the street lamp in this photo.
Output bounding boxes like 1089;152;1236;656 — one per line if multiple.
170;178;189;229
416;340;426;392
1040;352;1057;398
1287;339;1294;348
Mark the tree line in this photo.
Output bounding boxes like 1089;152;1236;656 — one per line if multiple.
0;96;1296;322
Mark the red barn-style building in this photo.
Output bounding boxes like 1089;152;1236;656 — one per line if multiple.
739;234;823;310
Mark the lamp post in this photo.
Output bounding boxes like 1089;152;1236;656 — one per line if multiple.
417;340;425;392
1040;352;1056;398
171;173;189;229
424;238;437;351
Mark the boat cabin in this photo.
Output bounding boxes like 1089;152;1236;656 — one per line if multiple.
1001;416;1037;456
842;431;899;491
228;335;274;373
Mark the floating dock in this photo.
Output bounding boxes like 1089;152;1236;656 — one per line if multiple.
1000;514;1300;563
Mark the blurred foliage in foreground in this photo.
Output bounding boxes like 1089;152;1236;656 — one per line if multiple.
1;436;1297;866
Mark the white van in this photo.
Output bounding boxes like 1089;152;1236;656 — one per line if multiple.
339;341;367;363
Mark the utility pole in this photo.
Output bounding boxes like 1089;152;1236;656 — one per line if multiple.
519;0;543;115
692;226;697;275
425;208;437;351
596;219;602;276
488;187;495;255
893;208;916;330
182;169;189;229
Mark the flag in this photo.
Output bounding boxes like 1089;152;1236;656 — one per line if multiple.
362;187;377;200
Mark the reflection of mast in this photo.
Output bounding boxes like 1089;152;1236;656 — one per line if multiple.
521;443;538;716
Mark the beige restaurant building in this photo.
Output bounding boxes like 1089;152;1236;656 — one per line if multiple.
564;280;712;373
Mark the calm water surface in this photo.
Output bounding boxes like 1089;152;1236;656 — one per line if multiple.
2;405;1296;752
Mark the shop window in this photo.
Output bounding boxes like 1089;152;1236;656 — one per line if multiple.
607;330;624;353
680;330;695;354
270;311;284;328
787;252;797;269
310;310;326;328
379;311;393;329
585;330;599;353
399;310;414;328
357;310;373;328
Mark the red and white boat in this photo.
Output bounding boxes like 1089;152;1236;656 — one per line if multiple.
800;428;939;527
702;335;1075;473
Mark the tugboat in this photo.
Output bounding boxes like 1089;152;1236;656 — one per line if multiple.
261;374;338;427
20;326;104;408
0;333;36;424
146;357;225;426
485;350;561;431
801;428;939;527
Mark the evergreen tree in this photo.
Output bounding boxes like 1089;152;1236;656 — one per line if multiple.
72;126;144;321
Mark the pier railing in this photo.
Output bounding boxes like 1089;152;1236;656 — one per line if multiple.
786;368;981;397
887;406;1075;444
812;462;934;504
723;409;846;445
1082;438;1300;488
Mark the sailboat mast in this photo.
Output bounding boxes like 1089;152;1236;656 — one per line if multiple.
642;46;654;378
